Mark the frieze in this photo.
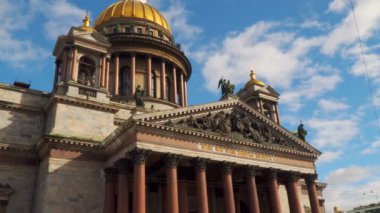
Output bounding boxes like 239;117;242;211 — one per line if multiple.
136;121;318;158
197;143;275;162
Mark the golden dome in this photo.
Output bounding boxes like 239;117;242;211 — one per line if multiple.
94;0;171;33
246;66;265;87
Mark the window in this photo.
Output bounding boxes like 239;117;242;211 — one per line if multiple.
119;66;131;96
78;56;96;86
125;27;131;33
158;32;163;38
137;28;143;34
148;30;154;36
263;103;273;120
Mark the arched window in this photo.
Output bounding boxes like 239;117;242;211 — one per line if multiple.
78;56;95;86
263;103;273;120
119;66;131;96
165;76;172;101
151;71;157;98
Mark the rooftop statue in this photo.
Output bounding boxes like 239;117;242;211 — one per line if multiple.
297;123;307;141
218;77;235;97
135;85;145;108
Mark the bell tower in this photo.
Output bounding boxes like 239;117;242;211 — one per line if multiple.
237;67;281;124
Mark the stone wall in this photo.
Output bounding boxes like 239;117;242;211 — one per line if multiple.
35;157;105;213
0;85;47;147
0;84;49;108
0;163;36;213
0;109;44;147
46;103;117;141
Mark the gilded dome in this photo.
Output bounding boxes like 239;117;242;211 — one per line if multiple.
94;0;171;33
245;67;266;87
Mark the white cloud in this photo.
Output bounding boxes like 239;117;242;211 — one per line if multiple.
328;0;349;13
307;118;359;148
199;21;323;94
162;0;202;41
326;165;372;185
31;0;86;40
324;165;380;211
317;151;343;164
281;74;342;111
361;139;380;154
318;99;349;112
0;0;49;64
322;0;380;55
351;53;380;82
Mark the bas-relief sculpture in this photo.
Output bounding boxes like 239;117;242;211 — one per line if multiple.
166;109;296;149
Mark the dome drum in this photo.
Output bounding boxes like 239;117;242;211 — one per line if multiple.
107;34;191;78
96;17;173;43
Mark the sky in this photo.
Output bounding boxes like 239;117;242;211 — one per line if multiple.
0;0;379;211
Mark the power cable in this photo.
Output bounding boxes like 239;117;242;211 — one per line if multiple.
350;0;380;132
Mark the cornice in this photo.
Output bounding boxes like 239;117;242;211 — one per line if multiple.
0;143;33;153
135;121;318;159
0;100;44;114
0;83;50;96
52;94;119;113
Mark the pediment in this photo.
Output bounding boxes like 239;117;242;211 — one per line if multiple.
257;85;279;97
132;99;320;157
68;27;110;46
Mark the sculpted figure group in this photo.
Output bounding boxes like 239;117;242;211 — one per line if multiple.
172;109;289;146
218;77;235;97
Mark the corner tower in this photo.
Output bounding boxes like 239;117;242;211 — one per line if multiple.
52;0;191;109
237;67;281;124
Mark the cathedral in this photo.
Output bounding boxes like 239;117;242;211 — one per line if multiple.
0;0;326;212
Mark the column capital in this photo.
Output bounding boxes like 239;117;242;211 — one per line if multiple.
286;172;301;182
194;158;208;171
129;148;151;165
268;169;279;179
305;174;318;183
165;153;181;168
247;165;260;177
222;162;234;174
115;158;130;174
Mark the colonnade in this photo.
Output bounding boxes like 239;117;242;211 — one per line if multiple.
112;53;187;107
103;150;321;213
54;49;188;107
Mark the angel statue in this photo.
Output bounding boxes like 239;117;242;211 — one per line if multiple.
134;85;145;108
218;77;235;97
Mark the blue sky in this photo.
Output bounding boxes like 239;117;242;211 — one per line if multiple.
0;0;379;211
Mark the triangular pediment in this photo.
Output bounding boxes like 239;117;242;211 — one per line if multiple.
132;99;320;157
68;27;111;46
259;85;280;97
